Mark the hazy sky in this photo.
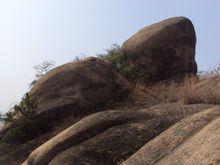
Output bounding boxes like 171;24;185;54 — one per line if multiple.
0;0;219;112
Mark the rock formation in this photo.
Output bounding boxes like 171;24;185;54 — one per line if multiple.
1;17;218;165
29;57;131;124
123;106;220;165
121;17;197;81
24;103;212;165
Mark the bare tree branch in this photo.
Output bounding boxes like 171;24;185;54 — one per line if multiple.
33;61;55;79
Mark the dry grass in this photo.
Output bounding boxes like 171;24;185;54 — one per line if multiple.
180;75;220;105
107;81;184;111
142;82;181;103
180;75;199;104
112;74;220;110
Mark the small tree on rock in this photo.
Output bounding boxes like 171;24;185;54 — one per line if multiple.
33;61;55;79
30;60;55;88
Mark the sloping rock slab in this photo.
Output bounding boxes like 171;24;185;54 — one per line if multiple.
24;103;212;165
123;106;220;165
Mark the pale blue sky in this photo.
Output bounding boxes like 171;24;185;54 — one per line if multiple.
0;0;219;112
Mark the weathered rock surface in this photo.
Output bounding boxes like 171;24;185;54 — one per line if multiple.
29;57;131;123
121;17;197;81
123;106;220;165
157;116;220;165
24;103;212;165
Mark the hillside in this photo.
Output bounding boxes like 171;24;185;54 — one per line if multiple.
0;17;219;165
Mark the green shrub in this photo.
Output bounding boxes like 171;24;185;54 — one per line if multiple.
98;44;123;70
98;44;148;83
0;93;43;144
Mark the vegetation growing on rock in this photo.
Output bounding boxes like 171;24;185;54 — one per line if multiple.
99;44;149;83
0;94;42;144
30;61;55;88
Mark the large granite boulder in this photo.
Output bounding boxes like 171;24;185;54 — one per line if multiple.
121;17;197;81
29;57;131;123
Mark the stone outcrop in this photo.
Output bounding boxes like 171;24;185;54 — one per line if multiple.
121;17;197;81
123;106;220;165
29;57;131;123
2;17;217;165
24;103;212;165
